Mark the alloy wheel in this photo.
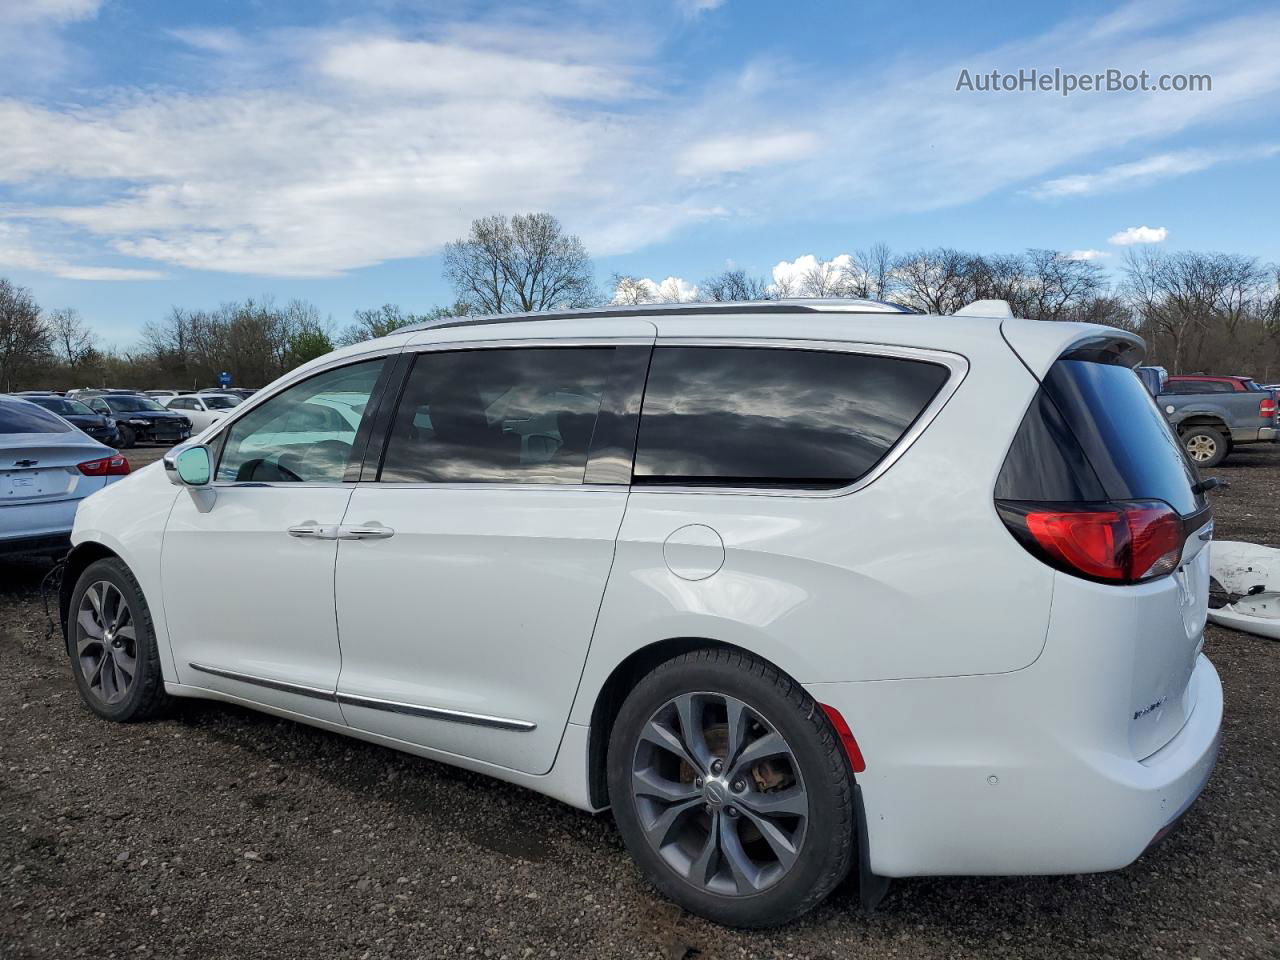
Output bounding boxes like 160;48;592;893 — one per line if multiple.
75;580;138;705
630;692;808;896
1185;434;1217;462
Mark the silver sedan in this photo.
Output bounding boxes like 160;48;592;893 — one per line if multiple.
0;396;130;557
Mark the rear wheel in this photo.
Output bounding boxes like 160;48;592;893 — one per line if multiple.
608;648;854;927
67;558;170;722
1182;426;1228;467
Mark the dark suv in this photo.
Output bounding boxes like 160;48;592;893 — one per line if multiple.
83;394;192;448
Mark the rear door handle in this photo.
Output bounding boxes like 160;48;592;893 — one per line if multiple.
288;522;338;540
338;524;395;540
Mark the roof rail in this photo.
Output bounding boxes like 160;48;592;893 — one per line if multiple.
396;298;913;334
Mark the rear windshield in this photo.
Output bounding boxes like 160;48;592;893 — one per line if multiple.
996;360;1201;516
0;401;74;434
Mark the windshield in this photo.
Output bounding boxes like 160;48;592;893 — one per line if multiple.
31;396;94;417
0;400;74;434
104;395;167;413
204;395;241;410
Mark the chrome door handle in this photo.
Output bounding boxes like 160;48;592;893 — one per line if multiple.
338;524;395;540
288;522;337;540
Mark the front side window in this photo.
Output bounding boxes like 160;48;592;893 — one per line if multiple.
380;347;615;484
217;359;384;483
633;346;950;488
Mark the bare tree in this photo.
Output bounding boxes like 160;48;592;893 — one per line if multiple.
701;269;772;302
1123;249;1271;373
47;307;96;369
610;275;652;305
444;213;596;314
0;278;51;391
892;248;976;314
853;243;895;300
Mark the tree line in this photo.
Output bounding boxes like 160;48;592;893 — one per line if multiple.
3;211;1279;391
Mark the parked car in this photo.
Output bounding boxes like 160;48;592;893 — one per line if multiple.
1;396;129;557
1157;376;1277;467
18;394;120;447
57;300;1221;927
144;390;194;403
163;392;242;432
81;394;192;448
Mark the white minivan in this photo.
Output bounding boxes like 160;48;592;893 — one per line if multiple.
59;300;1221;927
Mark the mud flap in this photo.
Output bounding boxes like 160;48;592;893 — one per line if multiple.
855;783;890;912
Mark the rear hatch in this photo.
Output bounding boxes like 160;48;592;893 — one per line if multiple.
994;337;1211;759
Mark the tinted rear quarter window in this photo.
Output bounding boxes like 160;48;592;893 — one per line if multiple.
633;346;950;488
997;360;1201;516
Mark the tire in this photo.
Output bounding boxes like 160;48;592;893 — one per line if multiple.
607;648;855;927
1181;426;1228;467
117;425;136;449
66;558;171;722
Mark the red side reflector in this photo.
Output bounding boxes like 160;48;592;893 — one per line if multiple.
820;704;866;773
77;455;131;477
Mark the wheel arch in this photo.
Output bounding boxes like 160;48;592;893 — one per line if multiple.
59;541;123;641
586;636;744;808
1175;415;1229;433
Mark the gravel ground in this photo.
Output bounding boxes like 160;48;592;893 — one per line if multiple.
2;445;1277;959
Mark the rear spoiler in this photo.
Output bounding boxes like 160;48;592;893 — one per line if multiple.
1000;320;1146;380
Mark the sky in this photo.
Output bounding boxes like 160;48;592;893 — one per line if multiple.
1;0;1278;346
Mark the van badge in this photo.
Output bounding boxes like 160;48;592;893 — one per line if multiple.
1133;696;1168;721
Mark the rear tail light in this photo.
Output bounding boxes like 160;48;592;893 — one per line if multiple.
78;454;131;477
1260;394;1276;419
996;499;1183;584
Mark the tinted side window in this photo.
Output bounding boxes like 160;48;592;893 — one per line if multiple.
633;347;950;488
217;359;384;483
380;347;615;484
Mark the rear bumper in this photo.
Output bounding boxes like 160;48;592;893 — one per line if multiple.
1258;426;1276;442
807;655;1222;877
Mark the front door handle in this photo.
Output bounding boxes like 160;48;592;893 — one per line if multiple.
288;522;337;540
338;524;395;540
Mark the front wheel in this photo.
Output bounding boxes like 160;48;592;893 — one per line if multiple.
67;558;171;722
116;425;136;449
1182;426;1228;467
607;648;855;927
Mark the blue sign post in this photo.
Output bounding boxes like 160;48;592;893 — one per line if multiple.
218;371;231;388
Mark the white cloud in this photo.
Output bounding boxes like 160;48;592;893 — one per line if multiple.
679;0;728;15
1065;249;1110;260
2;2;1280;277
0;0;101;24
678;131;819;177
1031;145;1280;198
318;37;638;101
0;222;163;281
1108;225;1168;245
611;275;699;303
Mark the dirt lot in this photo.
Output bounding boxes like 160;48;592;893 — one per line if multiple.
2;445;1277;960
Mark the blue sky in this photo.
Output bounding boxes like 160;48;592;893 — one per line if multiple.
1;0;1278;345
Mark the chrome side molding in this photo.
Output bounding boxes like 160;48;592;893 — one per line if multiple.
335;691;537;731
188;662;337;701
186;662;535;732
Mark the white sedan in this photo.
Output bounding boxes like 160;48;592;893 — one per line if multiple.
164;393;241;432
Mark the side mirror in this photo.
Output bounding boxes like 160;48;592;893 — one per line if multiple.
164;443;212;487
